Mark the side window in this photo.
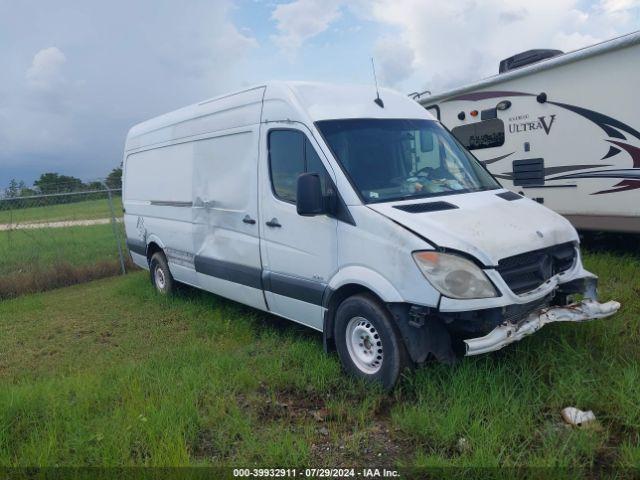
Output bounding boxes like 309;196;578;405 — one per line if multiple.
451;119;505;150
269;130;304;203
269;130;332;203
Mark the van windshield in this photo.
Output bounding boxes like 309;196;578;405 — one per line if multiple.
315;119;501;203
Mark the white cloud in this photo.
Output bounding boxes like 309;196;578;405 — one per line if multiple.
498;8;528;24
596;0;640;22
374;37;415;86
3;0;639;186
553;31;603;51
1;47;77;158
270;0;344;57
0;1;257;184
361;0;640;93
599;0;640;13
26;47;67;90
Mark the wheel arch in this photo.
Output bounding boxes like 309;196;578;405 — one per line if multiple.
322;267;404;353
144;234;166;265
146;241;164;265
323;283;371;351
323;268;456;366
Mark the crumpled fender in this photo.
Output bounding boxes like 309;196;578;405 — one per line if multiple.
327;266;404;303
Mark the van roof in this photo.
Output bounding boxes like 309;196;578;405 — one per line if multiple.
127;81;432;143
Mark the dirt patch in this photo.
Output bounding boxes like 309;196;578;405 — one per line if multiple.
234;384;409;467
234;384;328;427
191;429;225;461
310;418;408;468
0;217;122;231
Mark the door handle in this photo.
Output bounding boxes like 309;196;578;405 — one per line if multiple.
242;215;256;225
265;218;282;228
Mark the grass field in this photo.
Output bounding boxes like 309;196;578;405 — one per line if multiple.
0;224;124;276
0;221;129;299
0;195;127;298
0;196;123;225
0;249;638;470
0;223;126;275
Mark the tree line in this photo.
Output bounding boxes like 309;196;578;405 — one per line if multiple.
2;168;122;199
0;168;122;211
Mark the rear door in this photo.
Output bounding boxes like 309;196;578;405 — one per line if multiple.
192;126;266;310
258;124;338;330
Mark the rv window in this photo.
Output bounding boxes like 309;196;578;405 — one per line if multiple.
451;119;505;150
268;130;331;203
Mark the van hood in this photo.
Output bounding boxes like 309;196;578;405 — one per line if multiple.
367;190;579;266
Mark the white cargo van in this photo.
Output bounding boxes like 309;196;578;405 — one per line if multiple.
123;82;619;388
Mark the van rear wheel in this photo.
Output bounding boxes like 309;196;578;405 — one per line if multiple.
150;252;174;295
334;293;408;390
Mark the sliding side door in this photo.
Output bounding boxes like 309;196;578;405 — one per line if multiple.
192;126;267;310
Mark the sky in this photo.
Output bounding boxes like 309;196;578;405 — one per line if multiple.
1;0;639;187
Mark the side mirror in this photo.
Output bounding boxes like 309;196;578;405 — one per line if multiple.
296;173;325;216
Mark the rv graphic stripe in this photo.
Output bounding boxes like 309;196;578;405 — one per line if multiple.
593;179;640;195
481;151;515;165
548;102;640;142
450;90;640;195
498;164;612;181
602;145;622;160
550;169;640;180
607;140;640;169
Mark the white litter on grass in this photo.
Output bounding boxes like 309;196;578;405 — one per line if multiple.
456;437;470;453
561;407;596;426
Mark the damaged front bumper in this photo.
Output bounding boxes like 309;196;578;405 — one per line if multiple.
464;299;621;356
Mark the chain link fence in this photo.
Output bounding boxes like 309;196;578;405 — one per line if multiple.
0;188;130;299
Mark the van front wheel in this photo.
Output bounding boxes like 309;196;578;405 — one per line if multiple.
150;252;174;295
334;293;408;390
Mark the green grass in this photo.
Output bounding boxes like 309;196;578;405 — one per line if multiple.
0;196;123;225
0;251;638;470
0;220;129;299
0;223;125;276
0;197;127;298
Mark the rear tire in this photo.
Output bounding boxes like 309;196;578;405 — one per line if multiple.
334;293;409;390
150;252;174;295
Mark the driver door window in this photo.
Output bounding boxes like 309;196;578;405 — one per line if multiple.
268;130;331;203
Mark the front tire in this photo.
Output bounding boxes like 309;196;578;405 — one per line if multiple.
150;252;174;295
334;293;409;390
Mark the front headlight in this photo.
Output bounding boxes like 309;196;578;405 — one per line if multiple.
413;251;498;299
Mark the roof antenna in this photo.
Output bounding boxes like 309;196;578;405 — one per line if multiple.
371;57;384;108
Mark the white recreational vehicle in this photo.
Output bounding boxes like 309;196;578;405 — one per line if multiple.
123;82;619;388
418;31;640;233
